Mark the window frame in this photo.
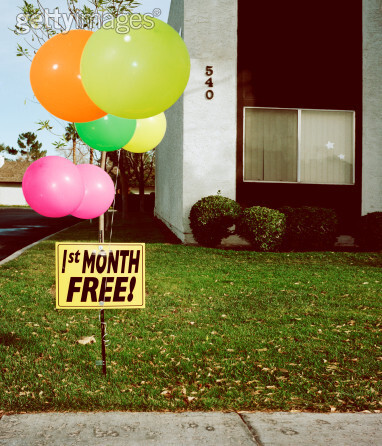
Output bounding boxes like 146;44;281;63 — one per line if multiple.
243;106;356;185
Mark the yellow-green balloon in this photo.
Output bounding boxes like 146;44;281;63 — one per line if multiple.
123;113;167;153
80;15;191;119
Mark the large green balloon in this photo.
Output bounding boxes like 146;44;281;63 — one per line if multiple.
80;15;191;119
75;114;136;152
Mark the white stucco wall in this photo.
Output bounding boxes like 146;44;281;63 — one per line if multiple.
154;0;185;240
155;0;238;242
362;0;382;214
0;184;28;206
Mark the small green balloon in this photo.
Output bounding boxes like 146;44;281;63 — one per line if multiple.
75;114;136;152
80;15;191;119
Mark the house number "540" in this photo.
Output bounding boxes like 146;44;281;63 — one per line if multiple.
205;66;214;100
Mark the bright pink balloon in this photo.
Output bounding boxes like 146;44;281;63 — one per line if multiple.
71;164;115;219
22;156;84;218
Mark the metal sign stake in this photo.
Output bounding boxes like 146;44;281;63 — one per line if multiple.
99;151;107;376
99;305;107;376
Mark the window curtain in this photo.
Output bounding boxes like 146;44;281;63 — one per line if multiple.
300;110;354;184
244;108;298;181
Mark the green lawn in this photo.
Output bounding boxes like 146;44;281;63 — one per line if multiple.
0;213;381;414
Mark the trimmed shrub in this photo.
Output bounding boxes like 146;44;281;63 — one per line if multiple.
236;206;286;251
359;212;382;251
280;206;338;251
189;193;242;247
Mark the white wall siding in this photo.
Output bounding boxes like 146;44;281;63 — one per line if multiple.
154;0;185;241
154;94;185;240
362;0;382;214
0;185;28;206
182;57;237;242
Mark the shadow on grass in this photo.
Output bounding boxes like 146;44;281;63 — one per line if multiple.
49;212;382;272
0;332;29;349
51;212;182;245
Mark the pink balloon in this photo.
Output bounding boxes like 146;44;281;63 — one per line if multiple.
71;164;115;219
22;156;84;218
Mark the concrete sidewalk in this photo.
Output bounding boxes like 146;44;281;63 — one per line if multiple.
0;412;380;446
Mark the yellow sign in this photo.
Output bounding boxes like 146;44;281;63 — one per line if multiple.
55;243;145;309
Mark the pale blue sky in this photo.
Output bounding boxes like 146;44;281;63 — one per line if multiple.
0;0;170;156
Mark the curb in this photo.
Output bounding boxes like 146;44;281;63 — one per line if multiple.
0;221;82;267
0;412;380;446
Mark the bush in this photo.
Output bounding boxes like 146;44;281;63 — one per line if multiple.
280;206;338;251
359;212;382;251
236;206;286;251
189;193;242;247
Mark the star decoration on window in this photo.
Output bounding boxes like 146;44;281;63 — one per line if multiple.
338;154;345;160
325;141;335;149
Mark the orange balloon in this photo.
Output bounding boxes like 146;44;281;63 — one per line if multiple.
30;30;106;123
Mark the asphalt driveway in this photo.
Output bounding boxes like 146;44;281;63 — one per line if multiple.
0;208;80;262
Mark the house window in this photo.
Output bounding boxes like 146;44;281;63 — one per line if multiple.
244;107;355;185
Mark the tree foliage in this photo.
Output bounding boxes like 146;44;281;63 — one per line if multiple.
17;131;47;160
1;133;46;161
108;149;155;216
0;143;18;159
63;123;79;164
49;123;99;165
13;0;141;60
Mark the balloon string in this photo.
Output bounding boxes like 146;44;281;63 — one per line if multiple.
108;148;121;246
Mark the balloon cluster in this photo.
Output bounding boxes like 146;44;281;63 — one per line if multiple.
23;15;190;218
29;16;190;153
22;157;114;219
